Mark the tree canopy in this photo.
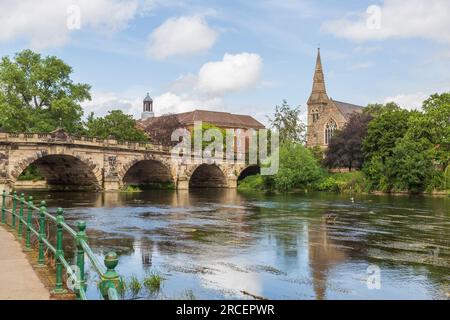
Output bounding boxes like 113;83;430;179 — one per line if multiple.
0;49;148;142
268;100;305;144
324;112;372;171
0;49;90;133
85;110;148;142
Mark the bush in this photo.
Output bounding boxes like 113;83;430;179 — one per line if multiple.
238;175;266;191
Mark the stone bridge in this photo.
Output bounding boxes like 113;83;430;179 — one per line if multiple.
0;130;260;192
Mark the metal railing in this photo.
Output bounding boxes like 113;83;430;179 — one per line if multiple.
1;190;123;300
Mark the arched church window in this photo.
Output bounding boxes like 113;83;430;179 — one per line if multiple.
312;109;320;123
324;119;337;145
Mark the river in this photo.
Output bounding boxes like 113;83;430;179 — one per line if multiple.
21;189;449;300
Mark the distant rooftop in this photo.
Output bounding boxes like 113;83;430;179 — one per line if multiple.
139;109;265;129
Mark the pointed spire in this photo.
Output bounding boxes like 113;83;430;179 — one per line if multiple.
307;48;329;105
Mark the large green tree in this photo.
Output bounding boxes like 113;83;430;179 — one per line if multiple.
263;142;324;191
85;110;148;142
0;50;90;133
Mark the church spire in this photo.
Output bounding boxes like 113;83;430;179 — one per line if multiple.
307;48;329;105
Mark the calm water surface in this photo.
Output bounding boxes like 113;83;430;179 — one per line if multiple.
23;190;449;300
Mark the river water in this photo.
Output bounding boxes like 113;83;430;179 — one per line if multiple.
22;189;449;300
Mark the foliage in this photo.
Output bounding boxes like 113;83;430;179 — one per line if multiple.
237;175;266;192
263;142;324;191
0;50;90;134
362;96;449;193
191;122;226;152
317;172;367;193
143;113;182;146
17;164;44;181
324;112;372;170
310;145;324;163
143;272;164;294
128;274;142;297
268;99;305;144
85;110;148;142
362;103;410;163
386;137;435;193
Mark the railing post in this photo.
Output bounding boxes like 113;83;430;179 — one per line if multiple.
1;190;5;224
76;221;87;298
25;196;33;250
37;200;46;266
11;191;17;228
18;193;25;239
99;252;123;300
53;208;67;294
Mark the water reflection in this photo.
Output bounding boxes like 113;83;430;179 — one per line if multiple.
19;189;450;300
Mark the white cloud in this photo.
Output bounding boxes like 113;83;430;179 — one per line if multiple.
322;0;450;44
197;53;263;94
384;92;429;110
147;15;218;59
82;92;142;118
0;0;144;49
350;62;374;70
154;92;224;115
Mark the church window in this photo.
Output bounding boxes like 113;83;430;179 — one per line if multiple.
324;119;337;145
312;109;320;123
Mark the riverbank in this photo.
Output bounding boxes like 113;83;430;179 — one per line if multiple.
238;171;450;196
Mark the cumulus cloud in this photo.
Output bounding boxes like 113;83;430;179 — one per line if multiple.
197;53;263;94
321;0;450;43
0;0;144;48
82;92;142;118
154;92;224;115
384;92;429;110
147;15;218;59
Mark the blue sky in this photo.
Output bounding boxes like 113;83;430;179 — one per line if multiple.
1;0;449;124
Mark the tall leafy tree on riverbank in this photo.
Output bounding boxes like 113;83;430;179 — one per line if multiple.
268;99;305;144
0;50;90;133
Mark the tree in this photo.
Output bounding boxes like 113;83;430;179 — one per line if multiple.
263;142;324;191
324;112;372;170
362;104;410;163
85;110;148;142
386;137;434;193
141;114;182;146
268;100;305;144
0;49;90;133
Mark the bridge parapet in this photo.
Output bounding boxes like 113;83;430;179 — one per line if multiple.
0;131;170;153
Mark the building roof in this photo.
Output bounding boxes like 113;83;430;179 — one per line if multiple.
143;93;153;102
139;109;265;129
331;99;364;119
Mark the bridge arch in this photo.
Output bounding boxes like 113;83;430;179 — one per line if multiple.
12;152;101;190
121;159;175;189
237;165;261;182
188;164;227;188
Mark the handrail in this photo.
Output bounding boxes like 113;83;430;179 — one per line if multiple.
1;190;123;300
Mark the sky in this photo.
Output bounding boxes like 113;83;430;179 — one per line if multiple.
0;0;449;125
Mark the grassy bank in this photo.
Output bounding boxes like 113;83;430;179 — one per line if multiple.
238;171;449;195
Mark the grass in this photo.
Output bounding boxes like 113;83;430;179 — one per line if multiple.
143;272;164;293
128;274;142;297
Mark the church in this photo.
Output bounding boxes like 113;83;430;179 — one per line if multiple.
306;49;364;149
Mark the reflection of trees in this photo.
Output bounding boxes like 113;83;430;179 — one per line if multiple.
308;222;346;300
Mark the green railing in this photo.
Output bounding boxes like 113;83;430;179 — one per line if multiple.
1;190;123;300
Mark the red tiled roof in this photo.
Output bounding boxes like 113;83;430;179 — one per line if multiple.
139;109;265;129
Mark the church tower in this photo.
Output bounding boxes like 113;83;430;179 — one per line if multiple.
306;48;330;148
141;93;154;119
